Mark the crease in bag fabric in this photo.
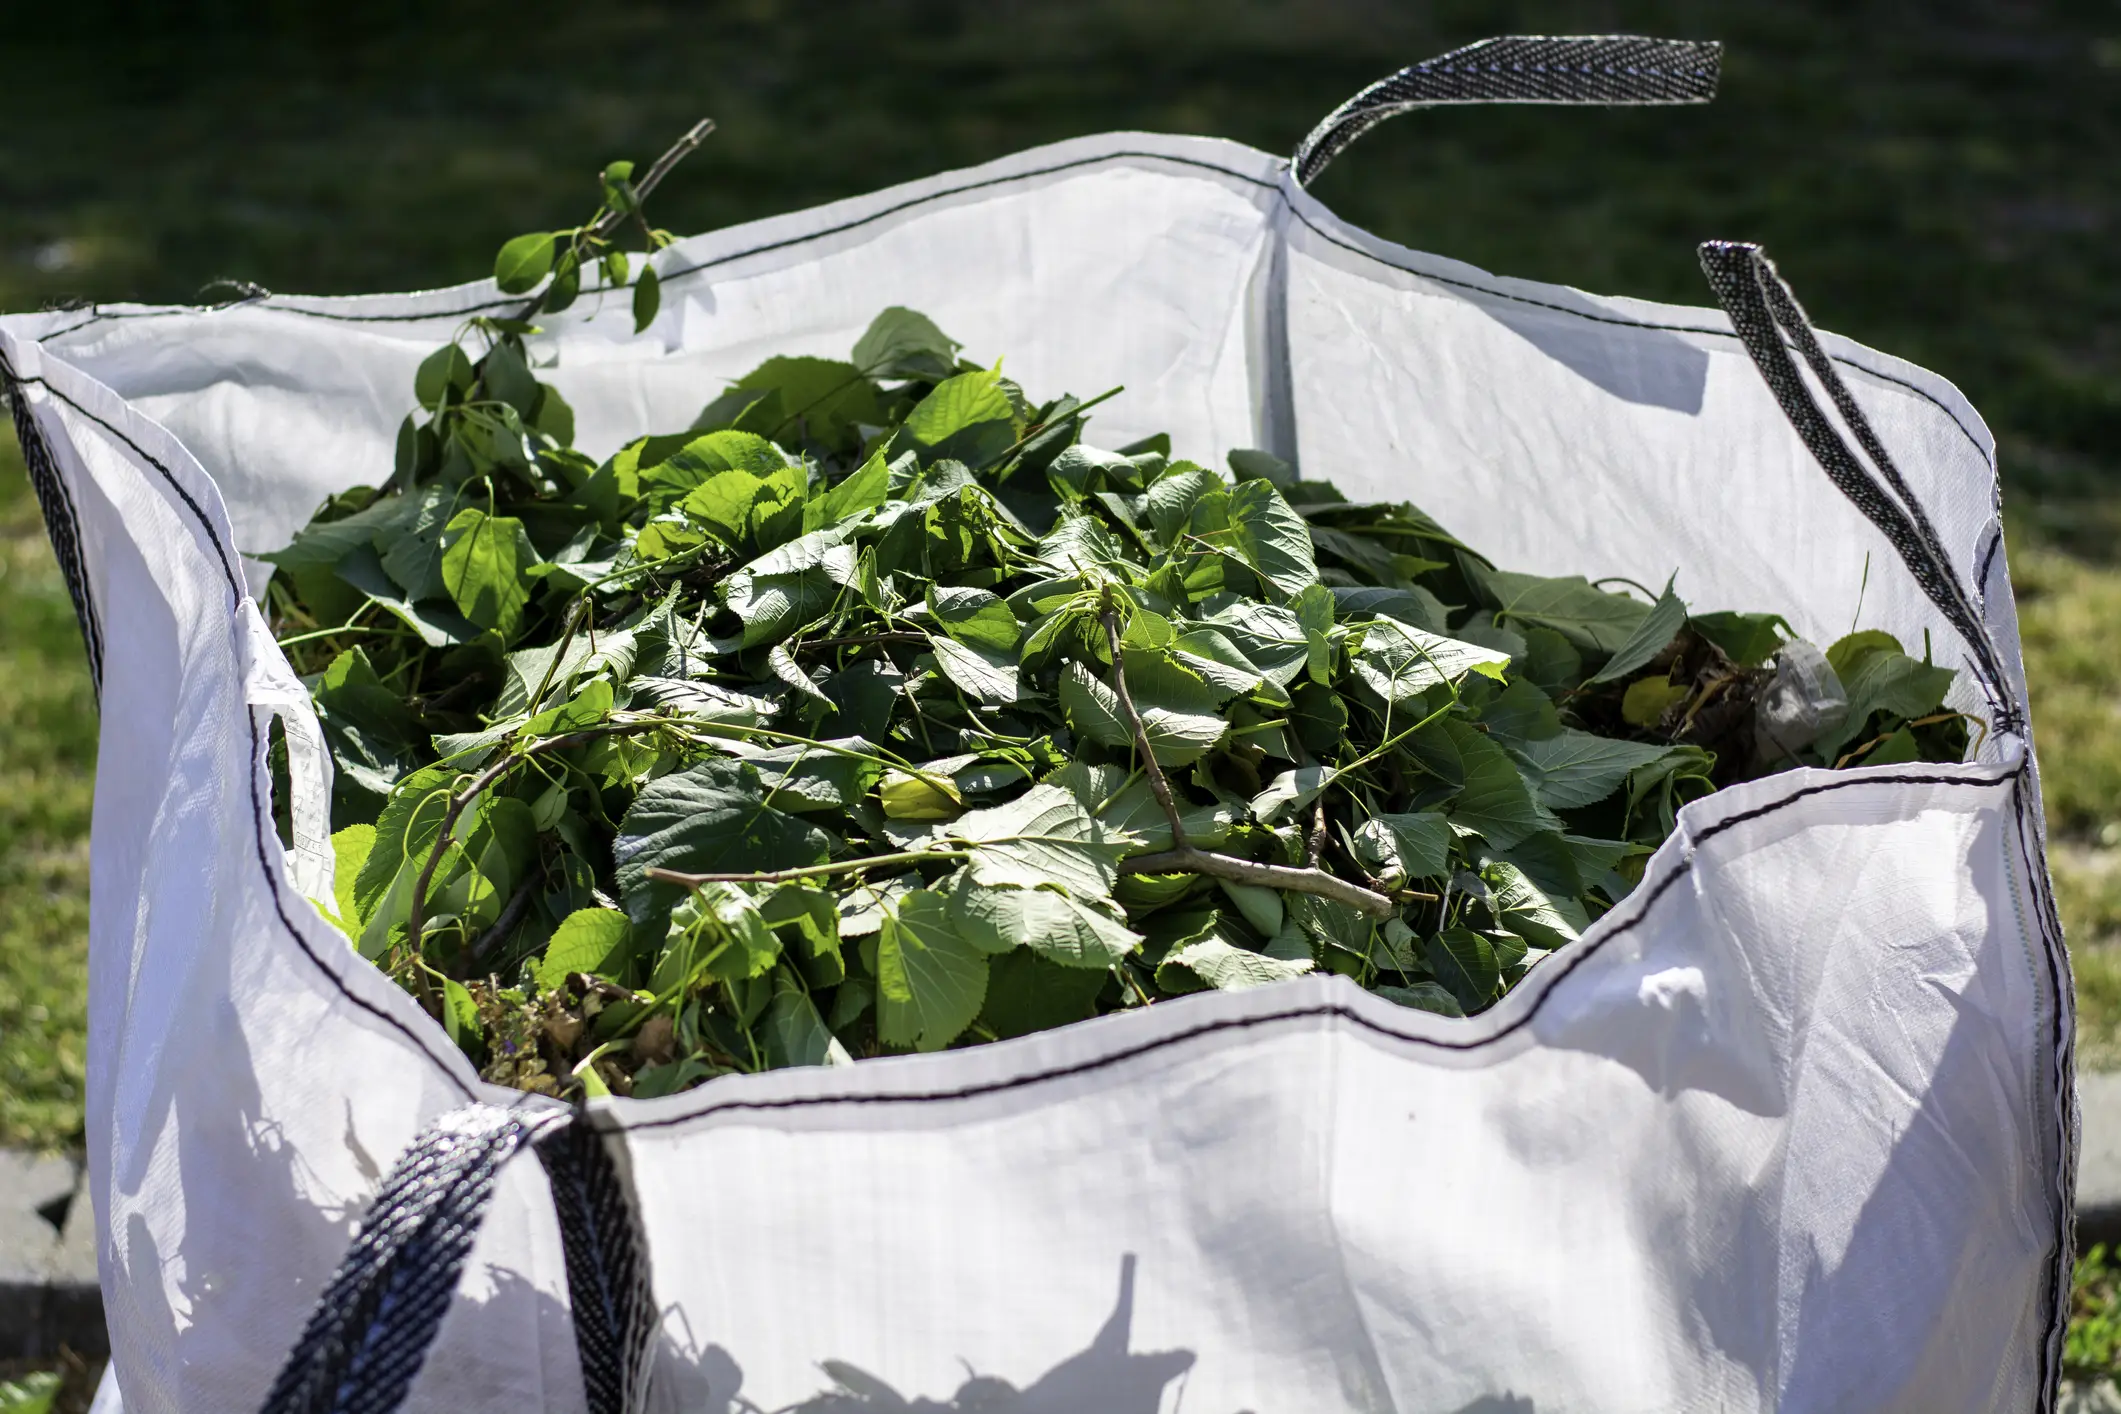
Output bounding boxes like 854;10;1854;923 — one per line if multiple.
0;35;2072;1414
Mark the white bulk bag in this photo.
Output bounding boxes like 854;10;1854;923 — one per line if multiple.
0;37;2072;1414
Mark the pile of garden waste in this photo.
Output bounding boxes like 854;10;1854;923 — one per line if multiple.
266;162;1973;1099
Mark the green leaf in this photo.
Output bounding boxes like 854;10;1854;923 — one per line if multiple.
0;1370;60;1414
1820;648;1957;759
376;484;457;602
312;647;429;799
877;888;989;1051
1223;479;1319;596
927;585;1020;652
1487;571;1651;657
1478;677;1561;745
1691;610;1791;668
329;824;375;930
1350;620;1511;702
1825;629;1903;679
1159;926;1314;993
1145;466;1223;546
904;368;1016;462
762;974;851;1069
1058;661;1228;766
1377;982;1464;1017
948;878;1142;967
1440;717;1560;849
1506;729;1677;810
1251;764;1336;827
927;634;1020;705
537;908;630;989
1425;927;1499;1012
439;507;535;637
613;759;833;929
979;948;1109;1039
724;356;881;452
442;978;482;1047
852;306;961;380
493;231;557;293
1227;447;1296;487
1588;578;1686;683
942;782;1137;899
659;882;780;987
632;263;661;334
1357;811;1452;880
806;448;891;532
1622;676;1690;728
1484;861;1584;951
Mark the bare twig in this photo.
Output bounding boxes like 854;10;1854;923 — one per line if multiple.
644;848;964;891
465;874;539;973
595;117;716;239
1306;799;1328;868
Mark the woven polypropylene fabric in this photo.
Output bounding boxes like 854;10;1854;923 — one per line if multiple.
1695;240;2023;734
1293;35;1721;185
258;1105;548;1414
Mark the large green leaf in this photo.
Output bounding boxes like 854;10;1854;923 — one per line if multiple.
979;948;1110;1039
852;306;961;380
904;368;1016;464
1588;578;1687;684
761;973;852;1069
439;507;535;637
948;877;1141;968
1507;729;1677;810
942;782;1137;899
1820;647;1958;759
1158;928;1314;993
927;585;1020;652
1357;811;1453;880
1223;479;1319;596
807;449;892;532
1484;862;1584;951
1487;571;1651;657
927;634;1020;705
723;356;880;451
1426;927;1499;1011
536;908;630;989
876;888;989;1051
613;759;833;929
1058;661;1229;766
1441;717;1561;849
1351;620;1511;702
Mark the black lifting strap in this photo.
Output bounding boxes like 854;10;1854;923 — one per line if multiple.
258;1103;658;1414
1292;35;1721;187
1696;240;2022;736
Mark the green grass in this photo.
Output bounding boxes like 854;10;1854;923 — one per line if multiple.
0;428;93;1151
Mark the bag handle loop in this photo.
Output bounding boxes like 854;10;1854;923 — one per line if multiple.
1292;35;1721;187
1696;240;2023;735
257;1104;658;1414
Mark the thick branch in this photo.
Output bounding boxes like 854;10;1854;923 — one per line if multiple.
1122;847;1395;920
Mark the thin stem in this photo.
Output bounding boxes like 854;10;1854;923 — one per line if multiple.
1101;606;1187;849
645;848;965;889
275;621;402;649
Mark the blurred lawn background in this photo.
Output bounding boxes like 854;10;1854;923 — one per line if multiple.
5;0;2121;1152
